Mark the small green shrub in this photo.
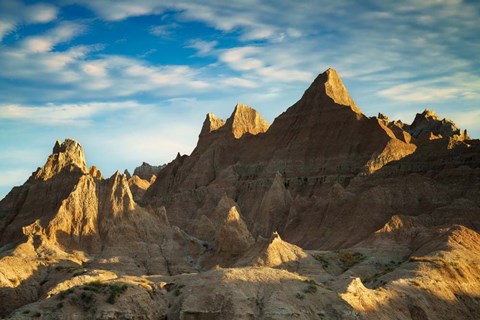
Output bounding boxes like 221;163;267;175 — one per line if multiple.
339;251;366;271
107;284;128;304
55;266;78;273
303;284;317;294
81;291;94;304
73;269;88;277
313;254;329;268
57;288;75;300
86;280;108;288
173;288;182;297
295;293;305;299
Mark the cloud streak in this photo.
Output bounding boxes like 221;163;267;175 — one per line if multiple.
0;101;145;126
0;0;58;41
1;0;479;199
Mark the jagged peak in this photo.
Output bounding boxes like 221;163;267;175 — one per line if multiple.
377;112;390;122
200;112;226;136
215;205;255;255
420;108;440;120
225;103;269;139
225;206;241;223
109;170;131;185
133;162;165;181
213;194;238;222
35;139;87;180
269;231;281;242
89;166;103;179
303;68;362;114
408;108;461;139
238;231;308;268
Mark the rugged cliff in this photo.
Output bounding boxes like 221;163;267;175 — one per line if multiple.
1;68;479;319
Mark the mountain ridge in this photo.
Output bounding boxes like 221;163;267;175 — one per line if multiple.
1;68;479;319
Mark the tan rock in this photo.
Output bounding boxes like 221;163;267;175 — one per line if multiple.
238;231;309;268
224;103;269;139
215;206;254;256
199;112;226;136
35;139;87;180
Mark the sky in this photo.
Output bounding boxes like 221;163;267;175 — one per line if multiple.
0;0;479;199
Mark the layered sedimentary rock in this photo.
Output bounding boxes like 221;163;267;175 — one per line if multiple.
142;68;419;246
406;109;464;139
0;140;206;316
133;162;166;181
1;68;480;319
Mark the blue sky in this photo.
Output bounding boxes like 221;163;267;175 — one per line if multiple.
1;0;479;199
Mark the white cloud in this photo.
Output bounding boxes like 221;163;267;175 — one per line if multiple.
1;0;479;112
82;62;107;77
64;0;312;43
0;169;31;187
24;3;58;23
0;0;58;41
0;20;14;40
0;101;143;126
220;47;263;71
186;39;218;56
379;84;460;102
223;77;258;88
217;45;314;83
22;37;53;52
0;25;214;101
445;109;480;131
20;21;86;53
149;24;176;37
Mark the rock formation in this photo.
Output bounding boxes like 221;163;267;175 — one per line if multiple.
133;162;165;182
406;109;463;139
1;68;479;319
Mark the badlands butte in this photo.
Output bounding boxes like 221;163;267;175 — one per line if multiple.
1;68;480;320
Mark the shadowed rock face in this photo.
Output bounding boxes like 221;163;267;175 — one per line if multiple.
142;68;418;244
1;68;480;319
133;162;166;181
406;109;462;139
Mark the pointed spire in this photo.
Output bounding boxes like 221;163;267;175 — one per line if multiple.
301;68;362;114
225;103;269;139
35;139;87;180
200;113;226;137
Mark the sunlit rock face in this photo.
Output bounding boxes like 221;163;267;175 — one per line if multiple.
143;68;419;246
1;68;480;319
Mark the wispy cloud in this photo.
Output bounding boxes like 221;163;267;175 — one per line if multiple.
186;39;218;56
0;25;213;102
0;0;58;41
379;84;460;102
0;169;31;187
1;0;480;199
65;0;316;42
222;77;258;88
445;109;480;132
149;24;176;37
0;101;143;126
20;21;86;52
5;0;478;106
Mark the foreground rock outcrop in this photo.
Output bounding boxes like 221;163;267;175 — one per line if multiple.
1;68;479;319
